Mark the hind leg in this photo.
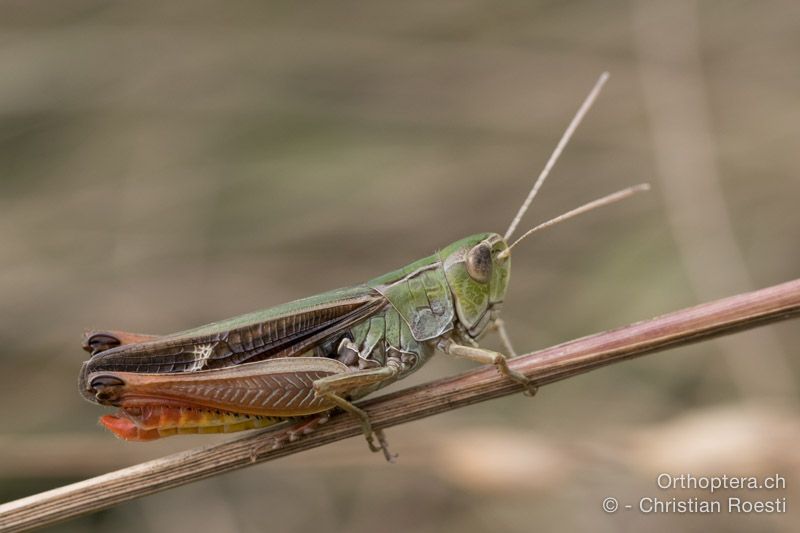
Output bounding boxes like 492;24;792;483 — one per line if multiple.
82;330;161;355
250;413;332;462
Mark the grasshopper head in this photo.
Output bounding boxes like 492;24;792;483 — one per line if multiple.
439;232;510;340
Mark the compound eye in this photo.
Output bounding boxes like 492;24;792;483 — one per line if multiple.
465;243;492;283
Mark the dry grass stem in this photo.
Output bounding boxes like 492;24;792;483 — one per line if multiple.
1;278;799;532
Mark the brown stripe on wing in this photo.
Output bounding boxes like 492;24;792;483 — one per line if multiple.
82;292;386;375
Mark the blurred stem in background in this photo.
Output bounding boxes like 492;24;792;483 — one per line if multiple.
632;0;797;403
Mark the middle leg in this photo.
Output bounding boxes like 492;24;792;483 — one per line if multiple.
313;364;400;462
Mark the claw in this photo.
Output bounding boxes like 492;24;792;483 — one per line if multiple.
507;367;538;397
375;429;397;463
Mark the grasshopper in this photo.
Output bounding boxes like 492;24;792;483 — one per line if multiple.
78;73;647;461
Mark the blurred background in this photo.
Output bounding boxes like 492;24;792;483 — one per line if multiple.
1;1;798;531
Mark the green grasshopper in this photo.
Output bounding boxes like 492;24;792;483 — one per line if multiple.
78;73;647;461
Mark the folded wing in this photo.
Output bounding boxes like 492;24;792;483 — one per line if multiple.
81;285;386;378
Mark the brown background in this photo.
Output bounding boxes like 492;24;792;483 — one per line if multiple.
1;1;798;532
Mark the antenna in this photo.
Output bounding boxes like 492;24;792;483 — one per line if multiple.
504;72;610;241
498;184;650;259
